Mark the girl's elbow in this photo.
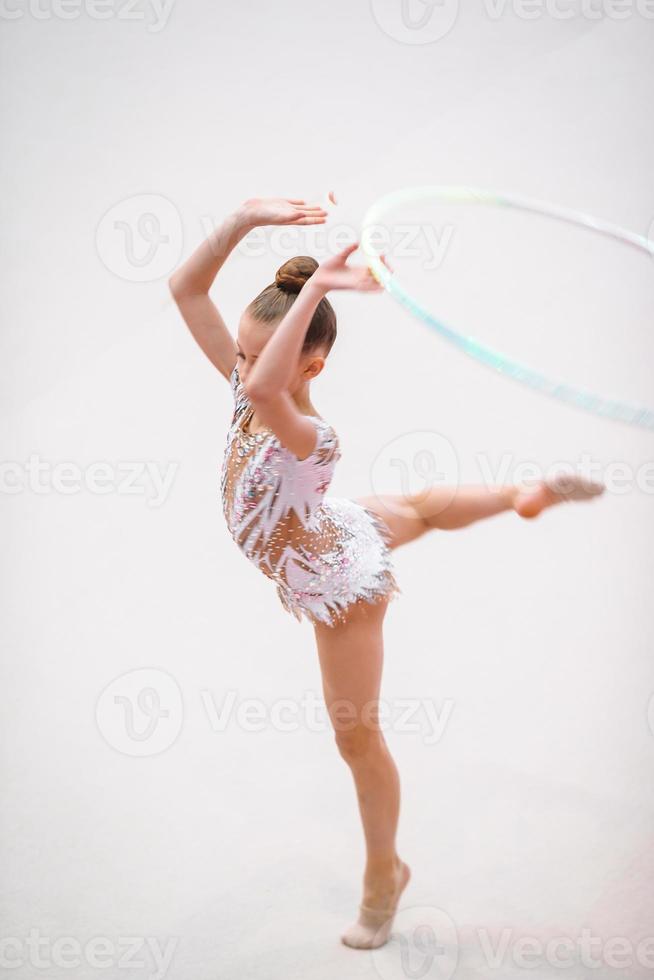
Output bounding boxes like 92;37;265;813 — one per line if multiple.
168;273;183;300
168;272;199;302
243;379;277;403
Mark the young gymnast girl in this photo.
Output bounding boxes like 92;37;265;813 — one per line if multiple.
169;195;605;951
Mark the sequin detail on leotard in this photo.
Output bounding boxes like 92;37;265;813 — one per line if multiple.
220;363;401;627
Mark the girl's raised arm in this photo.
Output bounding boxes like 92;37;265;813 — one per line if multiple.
168;198;327;381
244;243;384;461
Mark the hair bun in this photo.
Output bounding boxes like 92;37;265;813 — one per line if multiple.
275;255;318;294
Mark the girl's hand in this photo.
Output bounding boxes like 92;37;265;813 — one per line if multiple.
311;242;389;293
237;197;328;229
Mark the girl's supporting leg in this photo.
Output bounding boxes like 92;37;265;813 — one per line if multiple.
320;473;603;948
313;597;411;948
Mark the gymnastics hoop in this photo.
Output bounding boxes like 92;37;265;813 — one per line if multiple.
361;186;654;431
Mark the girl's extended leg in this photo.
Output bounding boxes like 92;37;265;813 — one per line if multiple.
356;473;604;550
313;597;411;949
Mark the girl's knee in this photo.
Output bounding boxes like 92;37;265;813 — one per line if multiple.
334;723;384;763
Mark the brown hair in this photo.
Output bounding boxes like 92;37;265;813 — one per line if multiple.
246;256;337;356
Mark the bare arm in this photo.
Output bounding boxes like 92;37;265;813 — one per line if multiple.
168;197;328;381
244;243;383;460
168;209;251;380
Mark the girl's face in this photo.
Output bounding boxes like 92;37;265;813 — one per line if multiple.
237;311;325;391
235;312;273;385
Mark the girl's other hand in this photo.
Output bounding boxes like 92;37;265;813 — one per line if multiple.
311;242;386;293
237;197;328;229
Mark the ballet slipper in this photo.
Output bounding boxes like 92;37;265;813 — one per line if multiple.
514;472;605;519
544;472;606;500
341;861;411;950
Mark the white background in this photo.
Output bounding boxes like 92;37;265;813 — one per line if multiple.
2;1;654;978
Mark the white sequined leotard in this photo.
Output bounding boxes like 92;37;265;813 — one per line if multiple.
220;363;401;627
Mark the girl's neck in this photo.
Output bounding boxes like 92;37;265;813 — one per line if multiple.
294;380;314;416
245;390;318;434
